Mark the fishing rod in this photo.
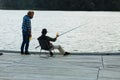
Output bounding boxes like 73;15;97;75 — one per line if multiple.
59;22;89;37
35;22;89;49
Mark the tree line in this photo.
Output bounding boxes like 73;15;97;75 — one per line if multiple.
0;0;120;11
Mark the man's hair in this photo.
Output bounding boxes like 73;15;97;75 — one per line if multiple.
42;28;47;34
27;11;34;16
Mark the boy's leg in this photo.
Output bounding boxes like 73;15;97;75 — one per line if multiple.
49;51;53;57
53;45;65;54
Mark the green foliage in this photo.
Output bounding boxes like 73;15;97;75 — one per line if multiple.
1;0;120;11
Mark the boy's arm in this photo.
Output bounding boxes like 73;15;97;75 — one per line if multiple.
46;36;57;42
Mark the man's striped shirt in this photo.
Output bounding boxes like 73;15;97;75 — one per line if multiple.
22;15;31;32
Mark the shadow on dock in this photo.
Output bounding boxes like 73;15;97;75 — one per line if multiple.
0;50;120;55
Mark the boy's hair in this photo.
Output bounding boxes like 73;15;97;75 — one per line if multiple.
42;28;47;34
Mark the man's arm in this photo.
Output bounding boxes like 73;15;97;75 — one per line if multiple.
26;18;32;37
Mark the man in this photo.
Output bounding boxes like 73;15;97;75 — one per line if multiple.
38;28;70;57
21;11;34;55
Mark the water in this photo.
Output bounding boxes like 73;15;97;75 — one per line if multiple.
0;10;120;53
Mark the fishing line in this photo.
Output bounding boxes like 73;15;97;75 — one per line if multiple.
59;22;89;37
35;22;89;49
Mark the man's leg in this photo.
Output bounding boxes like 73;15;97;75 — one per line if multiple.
21;41;25;54
21;31;26;54
25;35;30;54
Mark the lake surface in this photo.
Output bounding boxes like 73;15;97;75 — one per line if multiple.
0;10;120;53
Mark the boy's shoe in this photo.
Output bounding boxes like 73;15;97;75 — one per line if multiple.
50;52;53;57
63;52;70;56
0;53;3;55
